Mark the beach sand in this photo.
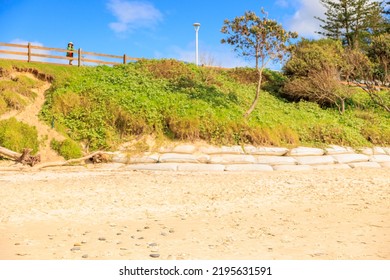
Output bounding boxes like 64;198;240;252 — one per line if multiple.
0;168;389;260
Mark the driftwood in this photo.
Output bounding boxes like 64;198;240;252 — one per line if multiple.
0;146;41;166
0;145;114;169
0;146;21;160
32;151;114;169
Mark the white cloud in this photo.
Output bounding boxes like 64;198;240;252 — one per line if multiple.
287;0;326;38
0;39;51;62
107;0;163;33
276;0;289;8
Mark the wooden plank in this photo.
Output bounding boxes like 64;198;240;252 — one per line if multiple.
82;50;123;59
125;56;139;61
0;42;27;48
31;53;71;60
81;58;120;65
1;41;140;65
31;45;74;53
0;49;27;56
0;57;66;66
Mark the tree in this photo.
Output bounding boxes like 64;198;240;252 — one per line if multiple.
384;1;390;15
221;9;297;118
284;65;353;114
368;34;390;83
382;1;390;32
342;47;372;83
282;39;359;114
283;39;345;77
316;0;383;49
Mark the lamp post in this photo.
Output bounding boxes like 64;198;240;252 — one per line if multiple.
193;22;200;66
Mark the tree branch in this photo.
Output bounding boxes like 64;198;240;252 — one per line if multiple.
0;145;115;169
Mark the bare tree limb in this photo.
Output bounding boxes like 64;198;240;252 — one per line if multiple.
353;82;390;113
32;151;115;170
0;146;41;166
1;145;115;169
0;146;21;160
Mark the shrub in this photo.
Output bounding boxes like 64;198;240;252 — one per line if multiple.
301;122;368;147
227;67;258;85
0;118;39;153
165;116;200;141
262;69;287;94
361;126;390;145
51;91;81;115
139;59;195;81
284;38;345;77
51;138;82;160
283;66;354;113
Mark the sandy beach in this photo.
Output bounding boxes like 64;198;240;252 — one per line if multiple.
0;167;389;260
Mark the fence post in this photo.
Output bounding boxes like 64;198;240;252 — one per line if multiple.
27;43;31;63
78;48;82;67
123;54;127;64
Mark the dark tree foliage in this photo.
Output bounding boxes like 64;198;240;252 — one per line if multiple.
382;1;390;32
316;0;383;49
384;1;390;15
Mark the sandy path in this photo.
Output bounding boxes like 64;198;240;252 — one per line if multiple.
0;73;65;162
0;168;389;260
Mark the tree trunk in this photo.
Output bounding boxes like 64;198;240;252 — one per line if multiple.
0;145;114;168
337;98;345;114
32;151;115;169
0;146;41;166
244;68;263;118
0;146;21;160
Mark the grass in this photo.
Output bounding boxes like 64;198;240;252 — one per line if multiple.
0;68;41;114
0;117;39;154
0;58;389;156
50;138;82;160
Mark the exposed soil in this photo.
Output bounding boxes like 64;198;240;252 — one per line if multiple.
0;72;65;162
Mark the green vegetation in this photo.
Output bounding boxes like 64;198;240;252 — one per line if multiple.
50;138;82;160
316;0;385;49
221;9;297;117
1;4;389;160
0;68;41;114
0;117;39;153
0;57;389;156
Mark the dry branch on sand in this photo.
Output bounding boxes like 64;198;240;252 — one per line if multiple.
32;151;113;169
0;146;40;166
0;145;113;169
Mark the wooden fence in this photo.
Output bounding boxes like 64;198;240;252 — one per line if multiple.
0;42;139;66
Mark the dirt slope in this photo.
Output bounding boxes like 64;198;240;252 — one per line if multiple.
0;72;65;162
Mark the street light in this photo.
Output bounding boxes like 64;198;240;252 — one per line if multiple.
193;22;200;66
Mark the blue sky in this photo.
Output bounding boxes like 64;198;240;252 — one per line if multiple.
0;0;328;68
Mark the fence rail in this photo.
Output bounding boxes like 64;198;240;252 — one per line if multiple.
0;42;139;66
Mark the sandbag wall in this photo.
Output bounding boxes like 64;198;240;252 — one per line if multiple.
112;145;390;172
